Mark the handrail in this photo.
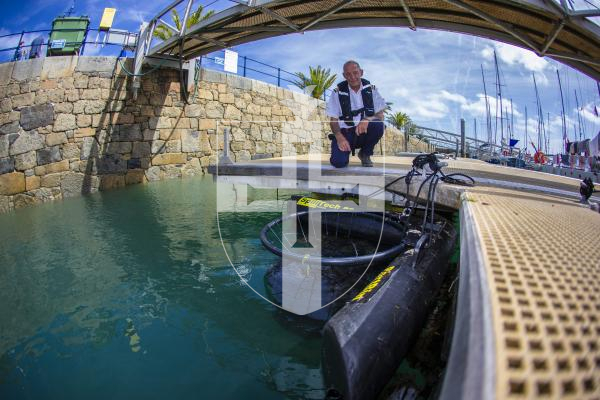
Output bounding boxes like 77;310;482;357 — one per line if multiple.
202;53;332;100
0;40;130;53
0;27;138;62
0;26;330;97
152;0;186;24
0;28;139;40
0;29;50;39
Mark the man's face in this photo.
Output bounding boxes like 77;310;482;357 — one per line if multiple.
343;63;363;89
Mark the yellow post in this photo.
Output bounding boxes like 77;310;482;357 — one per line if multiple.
99;8;117;31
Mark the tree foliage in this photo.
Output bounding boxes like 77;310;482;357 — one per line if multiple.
386;111;421;138
153;6;215;41
386;111;412;130
293;65;337;99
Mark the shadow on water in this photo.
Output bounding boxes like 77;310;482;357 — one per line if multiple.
0;176;325;400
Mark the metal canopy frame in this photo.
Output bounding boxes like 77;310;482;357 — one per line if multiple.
134;0;600;84
398;0;417;30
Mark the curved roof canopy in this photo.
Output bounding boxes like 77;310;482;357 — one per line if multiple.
143;0;600;80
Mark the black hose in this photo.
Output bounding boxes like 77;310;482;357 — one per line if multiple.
260;211;407;267
396;154;475;241
179;39;190;104
440;172;475;186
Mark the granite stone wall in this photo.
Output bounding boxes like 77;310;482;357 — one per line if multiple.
0;56;431;213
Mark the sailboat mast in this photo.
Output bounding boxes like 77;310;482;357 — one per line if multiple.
505;105;510;140
480;64;492;147
533;73;542;152
510;99;514;140
557;69;567;148
574;89;583;141
547;112;550;154
494;50;504;147
525;105;528;154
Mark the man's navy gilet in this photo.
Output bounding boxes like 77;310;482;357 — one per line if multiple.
336;78;375;127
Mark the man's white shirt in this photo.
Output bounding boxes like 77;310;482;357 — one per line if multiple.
326;82;386;129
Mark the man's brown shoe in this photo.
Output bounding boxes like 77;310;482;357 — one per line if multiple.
358;150;373;167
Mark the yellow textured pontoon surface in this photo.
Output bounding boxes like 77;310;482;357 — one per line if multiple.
464;186;600;399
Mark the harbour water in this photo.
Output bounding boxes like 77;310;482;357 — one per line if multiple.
0;176;325;399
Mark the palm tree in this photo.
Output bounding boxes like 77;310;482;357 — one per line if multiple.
293;66;337;100
153;5;215;41
386;111;421;138
386;111;412;130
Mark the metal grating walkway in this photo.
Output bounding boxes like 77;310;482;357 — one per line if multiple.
462;186;600;399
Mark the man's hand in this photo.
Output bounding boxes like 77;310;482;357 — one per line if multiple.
356;118;370;135
335;133;351;152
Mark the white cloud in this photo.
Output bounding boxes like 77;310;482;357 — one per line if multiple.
498;43;548;72
439;90;467;104
392;90;468;120
532;71;550;86
392;87;409;97
481;43;549;87
406;97;450;119
461;94;491;117
460;93;523;121
581;102;600;123
119;9;151;25
481;46;494;60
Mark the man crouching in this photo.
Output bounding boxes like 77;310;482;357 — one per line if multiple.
326;60;386;168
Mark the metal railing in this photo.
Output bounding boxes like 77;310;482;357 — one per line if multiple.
0;28;138;63
0;2;335;98
415;124;503;155
201;53;332;100
0;26;333;102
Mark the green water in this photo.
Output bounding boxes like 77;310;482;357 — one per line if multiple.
0;176;324;399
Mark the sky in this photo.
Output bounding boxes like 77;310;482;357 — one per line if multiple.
1;0;600;154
